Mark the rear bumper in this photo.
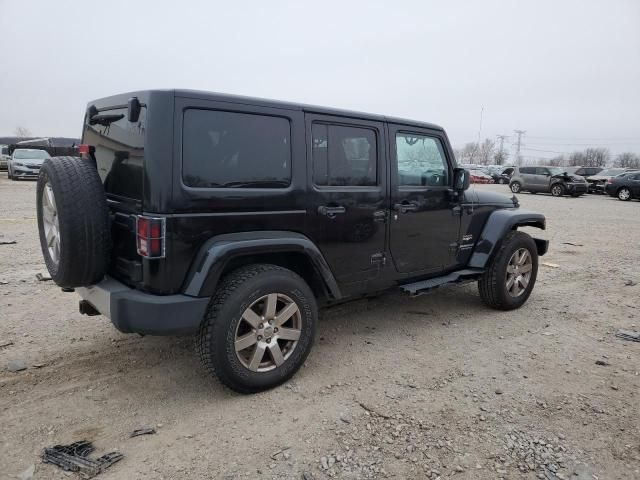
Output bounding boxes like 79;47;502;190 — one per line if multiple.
77;277;210;335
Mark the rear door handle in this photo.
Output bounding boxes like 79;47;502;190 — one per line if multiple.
318;205;346;218
394;202;418;213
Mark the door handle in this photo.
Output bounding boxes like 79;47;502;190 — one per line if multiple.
394;202;418;213
318;205;346;218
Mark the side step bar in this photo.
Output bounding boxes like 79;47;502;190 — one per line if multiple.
400;269;484;296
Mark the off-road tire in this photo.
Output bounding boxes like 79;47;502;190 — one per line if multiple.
196;264;317;394
478;231;538;310
617;187;631;201
510;182;521;193
36;157;111;288
550;183;564;197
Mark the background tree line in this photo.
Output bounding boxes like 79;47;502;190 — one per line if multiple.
455;138;640;169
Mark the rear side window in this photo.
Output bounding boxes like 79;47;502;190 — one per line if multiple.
520;167;535;174
312;123;377;186
182;109;291;188
535;167;550;175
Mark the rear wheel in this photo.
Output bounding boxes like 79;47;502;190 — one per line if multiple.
510;182;521;193
478;231;538;310
618;187;631;201
197;264;317;394
550;183;564;197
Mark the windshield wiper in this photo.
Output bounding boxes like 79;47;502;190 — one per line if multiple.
222;180;289;188
89;113;125;127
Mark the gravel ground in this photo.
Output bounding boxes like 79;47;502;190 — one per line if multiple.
1;174;639;480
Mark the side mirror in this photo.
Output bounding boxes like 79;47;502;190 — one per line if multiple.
453;167;470;191
127;97;141;123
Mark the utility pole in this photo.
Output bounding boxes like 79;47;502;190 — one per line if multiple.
513;130;526;166
496;134;508;165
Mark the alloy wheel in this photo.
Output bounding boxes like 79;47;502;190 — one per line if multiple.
551;185;563;196
505;248;533;298
618;188;631;201
234;293;302;372
41;182;61;265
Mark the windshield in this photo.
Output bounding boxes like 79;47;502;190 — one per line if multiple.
598;168;624;177
13;149;51;160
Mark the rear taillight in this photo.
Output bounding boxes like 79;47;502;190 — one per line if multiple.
78;144;90;160
136;216;165;258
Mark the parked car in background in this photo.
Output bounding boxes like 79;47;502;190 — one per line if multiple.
563;166;603;180
0;145;9;170
8;148;51;180
605;171;640;201
469;169;493;183
490;166;515;184
585;168;627;193
509;166;588;197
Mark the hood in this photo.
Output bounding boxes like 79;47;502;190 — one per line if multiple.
471;189;519;207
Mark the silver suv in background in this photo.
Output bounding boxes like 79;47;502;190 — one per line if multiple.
509;166;588;197
8;148;51;180
0;145;9;171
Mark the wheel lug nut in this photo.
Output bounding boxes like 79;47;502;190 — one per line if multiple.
274;328;278;333
266;338;271;343
257;335;262;341
258;323;263;329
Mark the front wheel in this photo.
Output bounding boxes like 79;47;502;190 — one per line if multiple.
618;187;631;201
550;183;564;197
510;182;521;193
478;231;538;310
197;264;317;394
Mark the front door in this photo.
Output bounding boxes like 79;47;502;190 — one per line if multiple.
305;114;387;285
388;125;460;274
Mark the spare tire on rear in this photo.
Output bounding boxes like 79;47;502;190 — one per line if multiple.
36;156;111;288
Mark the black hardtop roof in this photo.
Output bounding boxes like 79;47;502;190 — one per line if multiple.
90;89;444;132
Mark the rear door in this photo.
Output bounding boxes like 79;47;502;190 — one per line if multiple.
305;114;387;285
388;125;459;273
535;167;552;191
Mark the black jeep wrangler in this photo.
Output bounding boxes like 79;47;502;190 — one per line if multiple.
36;90;548;393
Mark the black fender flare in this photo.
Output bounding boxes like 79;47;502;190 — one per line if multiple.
467;209;547;269
182;231;341;300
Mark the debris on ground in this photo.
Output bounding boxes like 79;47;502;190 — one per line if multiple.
623;279;637;287
16;464;35;480
0;340;14;349
595;360;610;366
7;360;27;372
41;440;123;478
270;446;291;460
32;362;47;368
35;273;52;282
562;242;584;247
542;262;560;268
616;330;640;342
0;238;17;245
130;427;156;438
0;280;8;285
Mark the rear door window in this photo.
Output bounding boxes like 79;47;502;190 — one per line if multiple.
312;123;377;186
182;109;291;188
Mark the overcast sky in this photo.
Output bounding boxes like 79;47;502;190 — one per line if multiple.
1;0;639;159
